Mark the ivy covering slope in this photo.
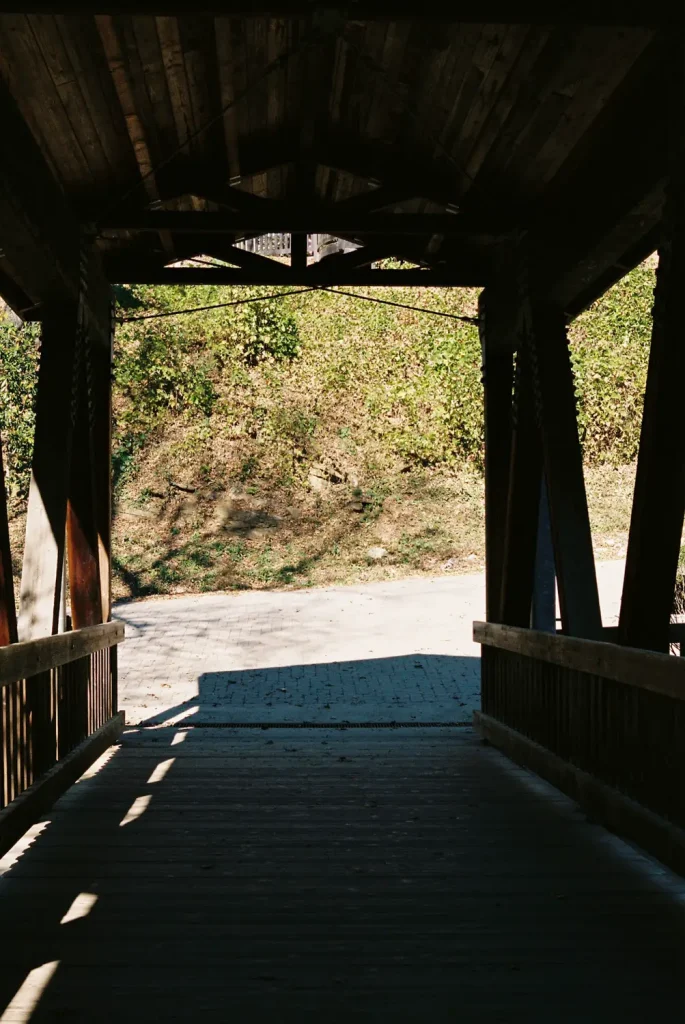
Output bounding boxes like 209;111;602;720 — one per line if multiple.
0;261;655;597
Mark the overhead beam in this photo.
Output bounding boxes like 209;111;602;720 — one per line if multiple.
312;243;399;272
331;185;423;215
99;210;488;237
105;264;487;287
181;238;293;275
2;4;675;25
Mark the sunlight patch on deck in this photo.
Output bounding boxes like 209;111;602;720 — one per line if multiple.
0;961;59;1023
60;892;99;925
119;795;151;827
147;758;176;784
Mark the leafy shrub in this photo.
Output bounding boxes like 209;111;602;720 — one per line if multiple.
0;263;659;515
569;265;653;463
0;322;39;501
231;298;300;366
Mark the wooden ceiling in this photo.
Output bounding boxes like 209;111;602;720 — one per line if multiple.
0;10;672;317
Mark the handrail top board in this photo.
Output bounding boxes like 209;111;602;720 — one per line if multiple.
0;621;124;689
474;620;685;702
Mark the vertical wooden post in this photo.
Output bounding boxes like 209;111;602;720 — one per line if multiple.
619;41;685;652
527;301;602;639
91;306;113;622
0;433;18;646
499;343;543;627
291;232;308;272
531;480;556;632
66;333;103;630
479;289;514;622
18;304;77;640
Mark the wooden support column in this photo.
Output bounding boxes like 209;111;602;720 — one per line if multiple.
66;342;102;631
91;308;114;623
531;480;556;632
479;289;514;622
527;302;602;639
18;305;78;640
0;433;18;646
619;41;685;652
499;343;543;627
290;233;308;272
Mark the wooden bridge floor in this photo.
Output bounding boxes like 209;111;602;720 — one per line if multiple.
0;726;683;1022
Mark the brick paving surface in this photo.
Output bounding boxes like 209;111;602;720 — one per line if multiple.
115;562;625;726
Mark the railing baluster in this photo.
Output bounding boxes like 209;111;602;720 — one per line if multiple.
0;621;123;811
476;621;685;828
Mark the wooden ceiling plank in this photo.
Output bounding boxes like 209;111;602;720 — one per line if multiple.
431;24;489;157
265;17;287;200
0;15;94;189
328;33;348;131
460;26;551;191
131;15;179;162
0;73;110;332
95;15;158;202
214;16;241;179
486;29;645;208
530;28;653;193
29;15;113;187
534;39;665;298
179;14;224;170
464;28;584;210
363;20;412;148
95;14;174;256
156;15;195;162
453;25;529;179
501;28;651;199
231;13;251;174
56;16;141;189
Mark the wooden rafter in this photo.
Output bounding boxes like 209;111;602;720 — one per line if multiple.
105;262;485;286
0;3;673;25
95;14;174;256
98;210;496;236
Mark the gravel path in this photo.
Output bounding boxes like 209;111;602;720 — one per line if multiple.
115;561;626;726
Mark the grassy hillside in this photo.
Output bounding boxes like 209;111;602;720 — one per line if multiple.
0;261;656;600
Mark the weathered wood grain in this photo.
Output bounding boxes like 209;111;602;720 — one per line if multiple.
474;620;685;700
0;621;123;689
0;725;682;1020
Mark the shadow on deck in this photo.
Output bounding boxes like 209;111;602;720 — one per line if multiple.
0;723;684;1021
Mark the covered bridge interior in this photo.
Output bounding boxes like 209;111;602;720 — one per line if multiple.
1;5;685;1019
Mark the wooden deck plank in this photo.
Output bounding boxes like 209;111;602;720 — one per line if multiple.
0;725;683;1021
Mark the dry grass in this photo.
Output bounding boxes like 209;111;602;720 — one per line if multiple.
107;454;636;601
5;452;638;605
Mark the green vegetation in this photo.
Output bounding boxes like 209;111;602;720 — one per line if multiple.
0;261;659;598
0;321;40;508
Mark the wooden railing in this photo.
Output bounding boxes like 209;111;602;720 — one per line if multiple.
474;621;685;831
0;621;124;811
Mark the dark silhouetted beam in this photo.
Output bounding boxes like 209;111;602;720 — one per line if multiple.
98;210;486;237
105;263;486;287
3;4;673;26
